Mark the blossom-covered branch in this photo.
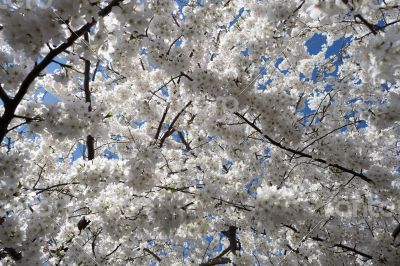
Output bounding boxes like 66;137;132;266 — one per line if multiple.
0;0;123;144
235;112;374;184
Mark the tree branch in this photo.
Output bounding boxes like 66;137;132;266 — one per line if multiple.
91;228;102;258
155;103;170;141
284;224;373;260
0;247;22;261
355;14;378;35
51;59;84;74
166;35;183;56
143;248;161;262
0;0;123;144
235;112;374;184
334;243;373;260
34;182;80;194
292;0;305;14
200;226;240;266
83;32;95;160
83;32;92;111
159;101;192;147
392;223;400;239
92;60;100;82
177;131;192;151
200;257;231;266
103;243;122;259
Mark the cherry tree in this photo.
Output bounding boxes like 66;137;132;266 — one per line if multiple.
0;0;400;265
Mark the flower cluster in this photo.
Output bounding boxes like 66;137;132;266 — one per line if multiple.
1;0;400;265
29;100;108;140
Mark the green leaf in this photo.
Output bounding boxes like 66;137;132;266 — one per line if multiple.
104;112;113;119
56;249;61;257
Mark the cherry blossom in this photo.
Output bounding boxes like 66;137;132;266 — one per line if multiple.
0;0;399;265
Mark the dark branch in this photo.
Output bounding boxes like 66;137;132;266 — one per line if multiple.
356;18;400;40
392;223;400;239
285;223;373;260
0;247;22;261
143;248;161;262
51;60;84;74
166;35;183;56
222;226;240;255
92;60;100;82
172;14;180;27
155;103;170;141
159;101;192;147
104;243;122;259
235;112;374;184
200;226;239;266
90;228;102;258
292;0;305;14
223;0;232;8
83;33;92;109
334;243;373;260
0;0;123;144
200;257;231;266
34;182;80;194
355;14;378;35
83;32;95;160
86;135;95;160
177;131;192;151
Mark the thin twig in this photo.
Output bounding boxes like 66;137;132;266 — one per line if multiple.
159;101;192;147
155;103;170;141
143;248;161;262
